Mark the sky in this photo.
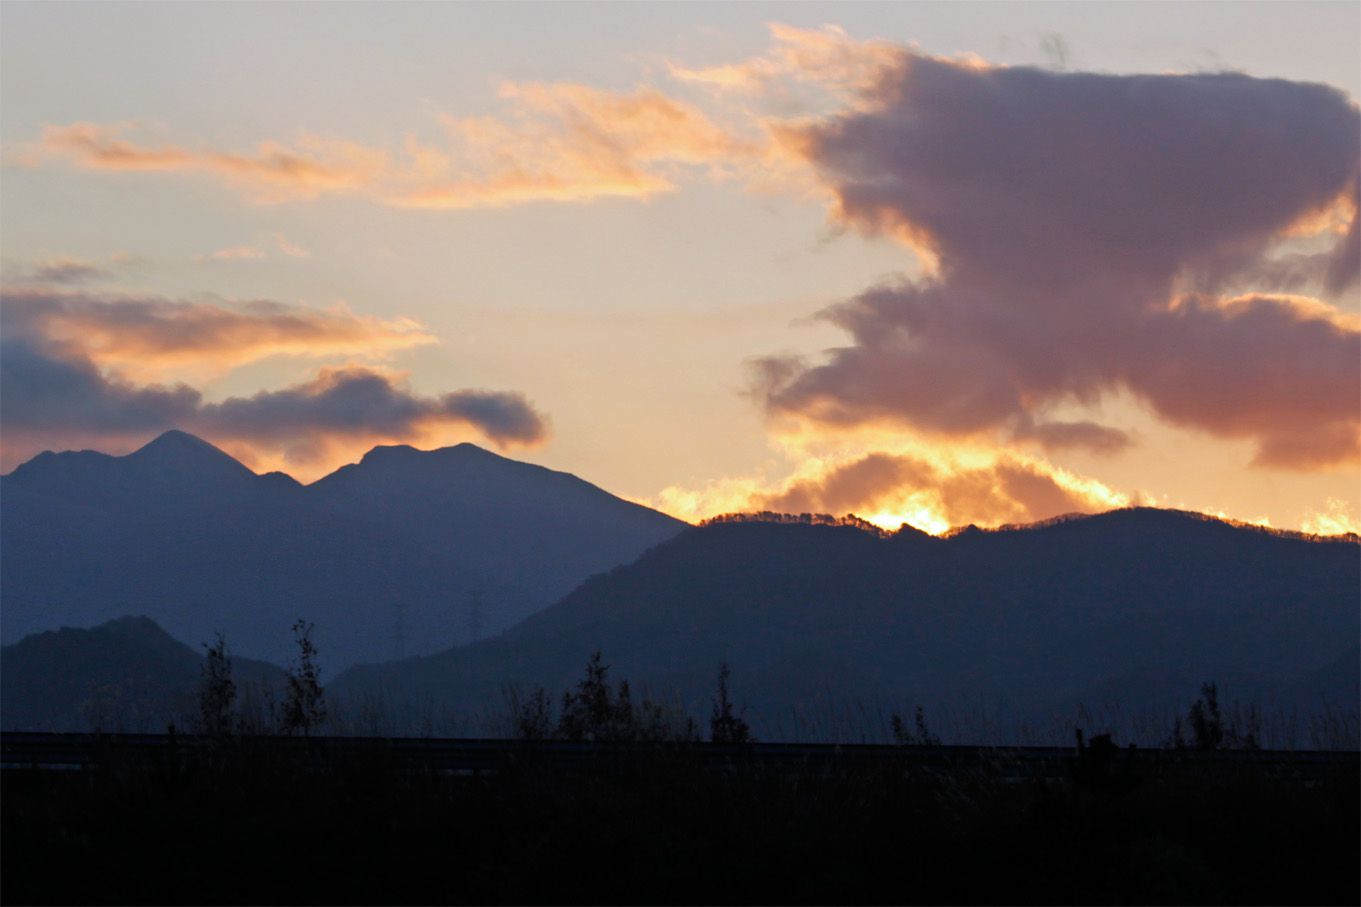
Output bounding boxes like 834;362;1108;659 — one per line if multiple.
2;1;1358;535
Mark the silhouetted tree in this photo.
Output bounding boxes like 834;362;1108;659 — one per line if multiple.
282;620;326;736
198;633;237;736
710;663;752;744
556;652;697;743
701;511;887;536
557;651;614;741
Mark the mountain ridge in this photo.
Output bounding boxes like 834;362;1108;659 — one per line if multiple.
4;505;1355;739
333;508;1360;740
1;430;687;670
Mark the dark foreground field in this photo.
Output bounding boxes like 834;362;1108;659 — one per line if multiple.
3;735;1357;906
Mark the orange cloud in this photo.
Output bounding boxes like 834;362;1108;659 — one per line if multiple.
391;83;752;208
193;233;311;263
1301;498;1361;537
669;23;907;109
38;122;193;170
2;287;435;377
195;245;267;263
36;123;386;202
28;83;755;210
272;233;311;258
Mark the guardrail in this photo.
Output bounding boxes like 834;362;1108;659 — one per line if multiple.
4;731;1356;779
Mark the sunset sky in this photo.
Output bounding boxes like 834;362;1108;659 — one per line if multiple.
2;1;1358;535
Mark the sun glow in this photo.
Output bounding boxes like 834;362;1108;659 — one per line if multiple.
1301;497;1361;536
863;506;950;535
646;426;1133;535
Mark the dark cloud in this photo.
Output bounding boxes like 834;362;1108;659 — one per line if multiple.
197;366;548;447
0;338;200;434
1012;417;1130;455
22;259;113;285
1136;294;1358;468
440;390;551;445
0;290;549;469
763;55;1361;468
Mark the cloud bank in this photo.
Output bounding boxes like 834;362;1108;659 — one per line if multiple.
757;52;1360;470
197;366;547;449
2;287;434;376
0;287;548;472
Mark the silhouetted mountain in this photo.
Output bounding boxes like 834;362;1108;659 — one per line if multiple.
1;432;686;669
0;616;284;732
8;429;267;511
309;442;689;624
333;509;1360;739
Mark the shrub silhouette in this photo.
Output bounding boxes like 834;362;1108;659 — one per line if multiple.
890;706;940;746
1227;702;1262;750
1188;682;1225;750
282;620;326;736
510;686;555;741
197;633;237;737
1171;682;1262;751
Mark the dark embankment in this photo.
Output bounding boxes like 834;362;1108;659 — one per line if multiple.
3;738;1356;906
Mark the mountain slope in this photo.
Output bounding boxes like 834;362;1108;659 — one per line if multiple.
0;432;686;670
332;510;1360;739
308;442;687;633
0;616;284;732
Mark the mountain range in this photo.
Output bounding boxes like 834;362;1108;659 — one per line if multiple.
331;509;1360;740
2;433;1357;742
0;431;685;669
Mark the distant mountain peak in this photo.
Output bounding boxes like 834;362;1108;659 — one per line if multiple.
357;443;422;464
147;428;202;444
127;429;253;476
135;429;223;457
438;441;504;461
96;614;180;643
357;440;503;468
